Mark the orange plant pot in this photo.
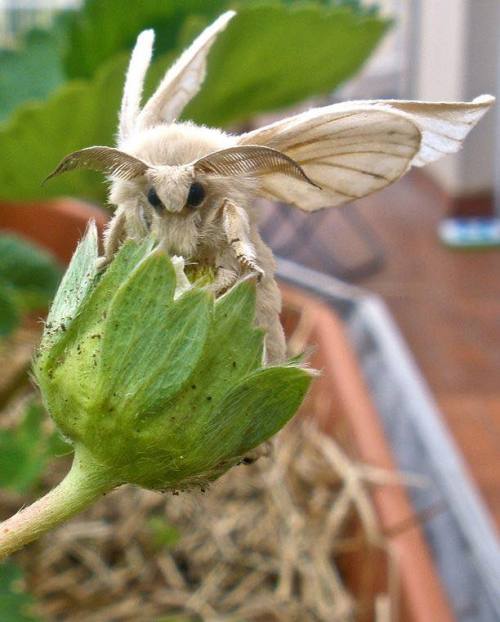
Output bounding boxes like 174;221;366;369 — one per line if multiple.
0;199;455;621
281;284;455;622
0;199;108;264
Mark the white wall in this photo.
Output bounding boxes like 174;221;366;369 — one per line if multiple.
411;0;498;197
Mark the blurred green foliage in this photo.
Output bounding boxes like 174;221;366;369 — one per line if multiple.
0;235;62;337
0;0;388;204
0;401;71;494
0;561;39;622
0;29;64;124
147;516;182;551
60;0;226;80
185;5;387;126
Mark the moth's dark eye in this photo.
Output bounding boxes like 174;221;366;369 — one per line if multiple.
147;187;164;213
186;181;205;208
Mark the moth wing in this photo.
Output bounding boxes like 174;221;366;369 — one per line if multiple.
137;11;235;130
239;96;494;211
363;95;494;166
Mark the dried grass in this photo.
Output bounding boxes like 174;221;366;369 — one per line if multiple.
6;422;398;622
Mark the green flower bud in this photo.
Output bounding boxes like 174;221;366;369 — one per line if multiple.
34;223;313;492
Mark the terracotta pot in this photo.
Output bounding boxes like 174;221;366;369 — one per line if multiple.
281;284;455;622
0;199;108;264
1;198;454;620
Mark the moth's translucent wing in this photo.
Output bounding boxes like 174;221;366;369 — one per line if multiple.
239;96;494;211
239;105;421;211
361;95;494;166
137;11;235;131
118;29;155;145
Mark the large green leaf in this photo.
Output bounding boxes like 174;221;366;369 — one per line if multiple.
98;251;210;415
0;29;65;123
62;1;388;127
0;402;69;494
0;234;62;314
62;0;225;79
185;5;389;126
0;53;129;203
0;286;19;338
61;0;381;80
0;561;39;622
0;234;61;338
45;221;98;339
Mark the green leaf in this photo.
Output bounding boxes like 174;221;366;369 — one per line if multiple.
150;280;265;443
0;561;39;622
98;250;210;415
199;365;313;463
60;237;154;344
61;2;388;128
0;403;51;493
0;234;62;313
0;29;65;123
36;238;154;403
185;5;389;126
0;285;19;338
62;0;224;79
44;222;98;338
0;53;130;203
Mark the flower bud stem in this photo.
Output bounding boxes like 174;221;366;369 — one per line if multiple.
0;445;118;560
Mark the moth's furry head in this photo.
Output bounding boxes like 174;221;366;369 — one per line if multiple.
108;122;250;256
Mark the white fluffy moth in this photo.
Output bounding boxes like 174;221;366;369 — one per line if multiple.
45;11;494;364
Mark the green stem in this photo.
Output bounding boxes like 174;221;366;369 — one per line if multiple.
0;445;117;560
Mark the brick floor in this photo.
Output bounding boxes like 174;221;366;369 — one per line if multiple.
261;170;500;531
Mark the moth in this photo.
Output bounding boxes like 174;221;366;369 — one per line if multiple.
46;10;494;364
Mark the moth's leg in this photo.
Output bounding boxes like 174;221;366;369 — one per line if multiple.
126;201;150;240
210;261;239;296
252;232;287;364
222;199;265;280
97;206;127;270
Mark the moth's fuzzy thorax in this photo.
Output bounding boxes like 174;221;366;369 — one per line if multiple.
120;121;236;166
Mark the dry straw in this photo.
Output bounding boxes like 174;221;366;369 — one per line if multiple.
3;421;402;622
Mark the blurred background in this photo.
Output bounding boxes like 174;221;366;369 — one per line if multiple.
0;1;499;621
